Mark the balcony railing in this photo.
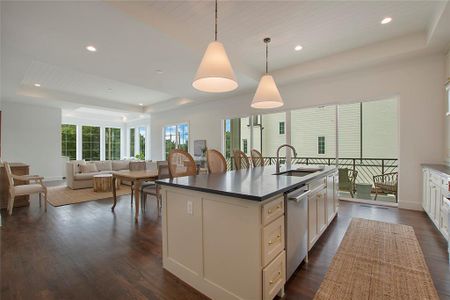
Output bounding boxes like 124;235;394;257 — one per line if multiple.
225;156;398;186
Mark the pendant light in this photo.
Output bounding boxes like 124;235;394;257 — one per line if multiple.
251;38;284;109
192;0;238;93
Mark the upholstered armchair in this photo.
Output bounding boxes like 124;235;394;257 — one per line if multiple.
4;162;47;215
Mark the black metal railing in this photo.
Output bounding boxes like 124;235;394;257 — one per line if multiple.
226;156;398;186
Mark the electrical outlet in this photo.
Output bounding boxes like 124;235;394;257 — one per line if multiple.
187;200;193;215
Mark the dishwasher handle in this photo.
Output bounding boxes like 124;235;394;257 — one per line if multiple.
288;189;310;202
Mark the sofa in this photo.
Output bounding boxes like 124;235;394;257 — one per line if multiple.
66;160;155;189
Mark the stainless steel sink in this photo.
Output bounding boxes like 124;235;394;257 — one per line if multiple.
276;170;317;177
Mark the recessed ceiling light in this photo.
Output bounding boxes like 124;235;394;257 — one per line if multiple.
86;45;97;52
34;83;41;87
122;116;127;122
381;17;392;25
139;103;143;106
294;45;303;51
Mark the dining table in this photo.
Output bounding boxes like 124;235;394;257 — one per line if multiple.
111;169;158;222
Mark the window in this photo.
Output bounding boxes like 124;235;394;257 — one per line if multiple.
82;126;100;161
61;124;76;160
129;128;135;157
163;123;189;158
279;121;285;135
178;123;189;151
138;127;146;160
243;139;248;153
318;136;325;154
105;127;121;160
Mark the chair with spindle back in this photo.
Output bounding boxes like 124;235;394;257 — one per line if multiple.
167;149;197;178
233;149;250;170
141;161;170;215
206;149;227;174
250;149;264;167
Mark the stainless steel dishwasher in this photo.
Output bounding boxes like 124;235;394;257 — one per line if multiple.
285;184;309;280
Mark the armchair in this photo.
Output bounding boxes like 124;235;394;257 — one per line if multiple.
4;162;47;215
339;168;358;198
373;172;398;202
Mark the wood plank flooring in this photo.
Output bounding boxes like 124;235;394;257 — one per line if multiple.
1;195;449;299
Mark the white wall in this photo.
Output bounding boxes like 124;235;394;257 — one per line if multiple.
2;101;63;180
151;54;447;210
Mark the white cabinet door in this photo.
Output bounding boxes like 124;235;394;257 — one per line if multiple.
430;182;437;220
422;169;430;213
308;195;317;250
317;189;327;235
326;174;335;223
334;173;339;215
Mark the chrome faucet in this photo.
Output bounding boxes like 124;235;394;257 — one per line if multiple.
276;144;297;174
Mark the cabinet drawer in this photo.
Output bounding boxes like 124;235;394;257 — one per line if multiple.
262;197;284;226
262;216;285;266
263;250;286;300
430;172;448;187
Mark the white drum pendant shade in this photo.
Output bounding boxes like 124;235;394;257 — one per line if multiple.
251;74;283;109
193;41;238;93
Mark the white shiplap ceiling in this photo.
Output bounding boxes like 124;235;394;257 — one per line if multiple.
1;0;449;114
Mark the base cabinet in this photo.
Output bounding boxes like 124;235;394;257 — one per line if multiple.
422;167;449;242
308;171;339;250
161;187;286;300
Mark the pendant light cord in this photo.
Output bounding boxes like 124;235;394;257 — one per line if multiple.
214;0;218;41
264;37;271;74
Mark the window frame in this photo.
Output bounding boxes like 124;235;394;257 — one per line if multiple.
105;127;121;160
81;125;101;161
61;124;77;160
318;136;326;155
279;121;285;135
162;122;189;159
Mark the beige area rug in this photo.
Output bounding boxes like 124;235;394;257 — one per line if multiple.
314;218;439;300
47;185;131;207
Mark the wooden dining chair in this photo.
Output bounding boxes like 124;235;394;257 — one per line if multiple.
167;149;197;178
4;162;47;215
206;149;227;174
141;161;170;215
129;161;146;206
250;149;264;167
233;149;250;170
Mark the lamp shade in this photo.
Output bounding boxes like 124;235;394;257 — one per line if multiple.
251;74;284;109
193;41;238;93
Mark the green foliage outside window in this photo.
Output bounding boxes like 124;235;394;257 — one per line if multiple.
82;126;101;161
105;128;121;160
61;124;77;160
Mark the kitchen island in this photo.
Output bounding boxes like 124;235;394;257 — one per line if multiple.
157;164;338;300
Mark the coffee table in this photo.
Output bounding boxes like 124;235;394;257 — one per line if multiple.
93;174;120;192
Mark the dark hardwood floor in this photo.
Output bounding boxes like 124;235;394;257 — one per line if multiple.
1;195;449;299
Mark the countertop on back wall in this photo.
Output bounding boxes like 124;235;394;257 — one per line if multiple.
421;163;450;176
156;164;337;201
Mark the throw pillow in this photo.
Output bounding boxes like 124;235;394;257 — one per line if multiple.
79;163;98;173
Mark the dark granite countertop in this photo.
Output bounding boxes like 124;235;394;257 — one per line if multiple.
421;164;450;176
156;164;337;201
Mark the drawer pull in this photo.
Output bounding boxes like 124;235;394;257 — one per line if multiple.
268;234;281;245
269;271;282;285
268;205;281;214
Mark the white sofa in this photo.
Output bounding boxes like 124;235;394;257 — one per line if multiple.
66;160;155;189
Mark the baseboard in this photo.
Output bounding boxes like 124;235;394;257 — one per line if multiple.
339;197;398;208
398;201;423;211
